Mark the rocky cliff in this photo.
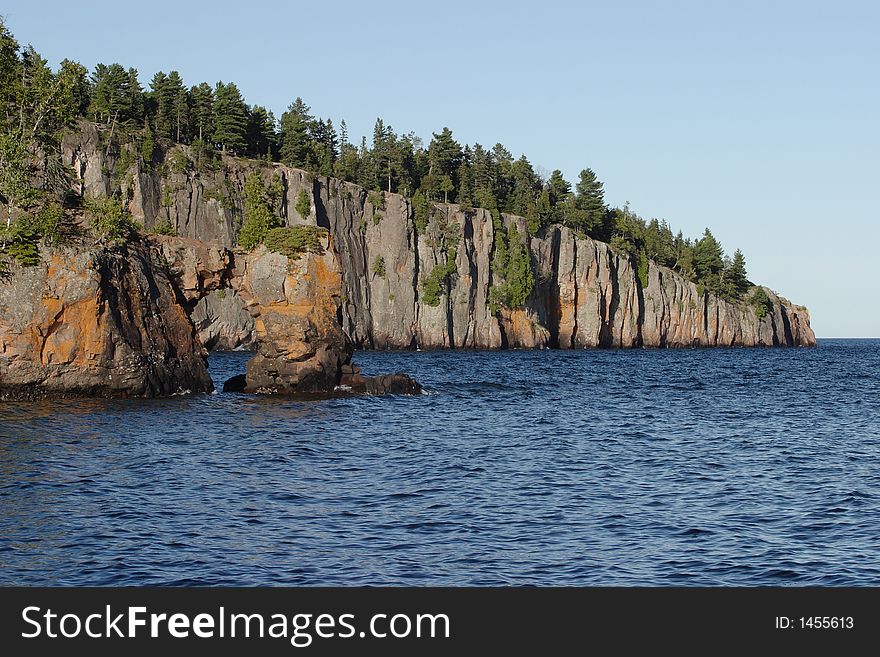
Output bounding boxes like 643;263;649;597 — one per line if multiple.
61;127;816;350
0;241;213;400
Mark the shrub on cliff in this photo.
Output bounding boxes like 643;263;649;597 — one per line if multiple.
0;219;40;266
239;171;282;250
489;225;534;311
154;218;178;236
84;196;138;241
0;203;76;267
295;189;311;220
263;226;326;259
420;250;457;307
750;287;772;319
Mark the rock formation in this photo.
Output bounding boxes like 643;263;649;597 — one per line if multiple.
154;235;420;395
0;242;213;400
60;128;816;352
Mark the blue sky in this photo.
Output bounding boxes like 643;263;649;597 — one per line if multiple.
4;1;877;336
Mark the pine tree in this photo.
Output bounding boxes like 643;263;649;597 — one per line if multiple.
693;228;726;294
246;105;277;159
313;118;338;176
189;82;214;142
212;81;248;154
547;169;571;221
89;63;143;125
427;127;462;200
150;72;171;138
371;118;398;192
166;71;187;142
572;168;606;233
727;248;749;298
509;155;539;217
278;97;315;168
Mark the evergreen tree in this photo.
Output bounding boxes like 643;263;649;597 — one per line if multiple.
371;118;396;192
427;127;461;200
89;63;143;125
212;81;248;153
149;71;172;138
692;228;725;293
278;97;315;168
313;118;338;176
246;105;277;159
141;117;155;165
170;72;190;142
58;59;90;118
727;248;749;298
490;143;514;209
546;169;571;222
189;82;214;142
456;145;475;206
509;155;540;217
571;168;606;235
238;171;281;249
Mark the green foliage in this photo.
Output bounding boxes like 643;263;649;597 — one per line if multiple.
0;218;40;266
154;218;177;236
412;190;430;232
421;250;457;307
367;189;385;211
279;98;315;168
371;255;386;278
490;225;535;310
566;168;609;238
141;120;155;167
0;202;74;268
727;249;750;298
84;196;137;240
169;150;190;174
637;254;649;289
238;171;282;250
32;203;66;245
245;105;277;159
295;189;311;219
212;81;248;154
263;226;326;259
89;63;144;125
750;287;772;319
373;212;382;226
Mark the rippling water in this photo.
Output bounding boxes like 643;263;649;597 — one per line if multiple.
1;339;879;586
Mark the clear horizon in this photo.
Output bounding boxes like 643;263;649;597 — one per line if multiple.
4;0;877;338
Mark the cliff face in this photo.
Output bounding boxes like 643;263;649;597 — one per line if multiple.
61;128;816;350
329;200;814;349
0;242;213;400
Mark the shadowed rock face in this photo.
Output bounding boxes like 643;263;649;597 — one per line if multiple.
63;127;816;351
0;243;213;400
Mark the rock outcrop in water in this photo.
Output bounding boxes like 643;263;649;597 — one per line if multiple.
0;242;213;400
154;235;420;395
60;127;815;351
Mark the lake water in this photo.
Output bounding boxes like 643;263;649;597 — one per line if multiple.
1;339;878;586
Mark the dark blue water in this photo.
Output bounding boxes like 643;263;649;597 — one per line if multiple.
1;339;879;586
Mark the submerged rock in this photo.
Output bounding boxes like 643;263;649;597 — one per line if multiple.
0;243;213;400
339;372;422;395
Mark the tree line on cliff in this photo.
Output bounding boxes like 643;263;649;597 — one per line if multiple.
0;19;759;308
